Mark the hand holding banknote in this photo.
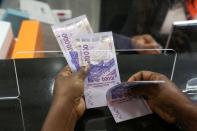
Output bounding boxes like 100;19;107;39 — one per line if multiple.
54;66;88;117
128;71;197;131
42;66;88;131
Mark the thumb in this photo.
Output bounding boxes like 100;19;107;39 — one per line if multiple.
76;66;89;80
127;83;153;97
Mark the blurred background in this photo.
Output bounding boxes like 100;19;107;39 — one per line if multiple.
1;0;197;57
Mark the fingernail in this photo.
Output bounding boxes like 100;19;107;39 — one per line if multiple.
81;65;89;72
85;64;90;72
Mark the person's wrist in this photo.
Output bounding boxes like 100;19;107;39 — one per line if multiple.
52;95;78;122
174;100;197;130
53;90;76;102
175;102;197;118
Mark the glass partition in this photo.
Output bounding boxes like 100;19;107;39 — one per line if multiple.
0;60;19;98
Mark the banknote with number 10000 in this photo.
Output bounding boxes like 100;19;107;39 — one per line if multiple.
52;15;93;71
76;32;121;108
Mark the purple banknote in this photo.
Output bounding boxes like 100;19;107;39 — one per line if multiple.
52;15;93;71
77;32;121;108
106;81;165;123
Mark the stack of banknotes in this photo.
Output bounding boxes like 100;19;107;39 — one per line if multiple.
52;15;152;123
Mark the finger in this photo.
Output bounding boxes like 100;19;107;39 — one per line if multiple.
143;34;155;43
127;71;156;82
143;35;160;47
131;35;140;41
155;43;162;49
58;65;72;77
144;50;161;54
142;35;161;47
141;44;162;54
126;82;162;97
63;65;72;73
150;43;162;54
143;43;158;49
127;87;148;96
155;50;161;54
138;50;161;54
75;98;86;118
148;100;176;123
131;36;145;46
76;66;89;80
154;45;162;54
